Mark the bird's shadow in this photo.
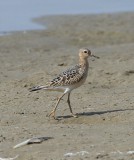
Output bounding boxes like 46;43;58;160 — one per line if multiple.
57;108;134;120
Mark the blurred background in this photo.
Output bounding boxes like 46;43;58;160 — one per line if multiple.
0;0;134;33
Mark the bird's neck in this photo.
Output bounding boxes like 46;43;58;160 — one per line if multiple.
79;57;89;68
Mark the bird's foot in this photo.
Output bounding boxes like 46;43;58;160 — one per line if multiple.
62;109;78;118
71;113;78;118
47;110;57;120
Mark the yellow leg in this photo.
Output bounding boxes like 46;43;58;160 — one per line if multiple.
67;92;78;118
48;93;65;119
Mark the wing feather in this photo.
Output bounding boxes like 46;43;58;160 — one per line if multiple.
47;64;85;86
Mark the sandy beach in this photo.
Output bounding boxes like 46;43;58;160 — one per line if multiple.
0;12;134;160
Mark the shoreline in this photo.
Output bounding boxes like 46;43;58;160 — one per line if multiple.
1;11;134;37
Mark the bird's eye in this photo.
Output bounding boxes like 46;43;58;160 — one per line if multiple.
84;50;87;53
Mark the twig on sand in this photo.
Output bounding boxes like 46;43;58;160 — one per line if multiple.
0;155;18;160
13;136;53;149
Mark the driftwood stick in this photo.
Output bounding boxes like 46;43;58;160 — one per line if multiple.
13;136;53;149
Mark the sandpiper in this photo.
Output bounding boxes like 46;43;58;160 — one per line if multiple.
29;48;99;119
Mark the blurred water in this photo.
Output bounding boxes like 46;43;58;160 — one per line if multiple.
0;0;134;34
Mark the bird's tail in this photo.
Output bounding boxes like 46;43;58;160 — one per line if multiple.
29;85;46;92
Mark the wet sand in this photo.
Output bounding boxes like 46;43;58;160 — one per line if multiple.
0;12;134;160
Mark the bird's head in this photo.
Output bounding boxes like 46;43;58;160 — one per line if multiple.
79;48;99;59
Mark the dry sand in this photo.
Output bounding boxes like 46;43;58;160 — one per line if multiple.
0;12;134;160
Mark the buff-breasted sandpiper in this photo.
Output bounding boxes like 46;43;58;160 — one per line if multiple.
29;48;99;119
